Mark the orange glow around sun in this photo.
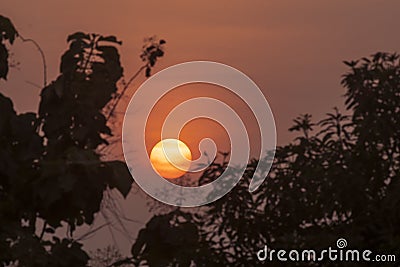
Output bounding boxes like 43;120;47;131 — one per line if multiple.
150;139;192;179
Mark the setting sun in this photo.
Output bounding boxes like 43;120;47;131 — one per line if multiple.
150;139;192;179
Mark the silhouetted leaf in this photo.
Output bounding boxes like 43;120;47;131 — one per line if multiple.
67;31;90;42
0;44;9;80
106;161;133;197
98;35;122;45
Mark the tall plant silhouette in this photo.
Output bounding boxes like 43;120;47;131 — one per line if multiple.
0;15;165;266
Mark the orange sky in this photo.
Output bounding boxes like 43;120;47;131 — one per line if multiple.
3;0;400;146
2;0;400;255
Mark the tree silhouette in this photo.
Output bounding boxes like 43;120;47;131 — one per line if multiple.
2;13;399;267
128;52;400;267
0;15;18;79
0;15;165;267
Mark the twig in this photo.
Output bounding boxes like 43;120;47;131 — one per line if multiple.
105;65;147;121
39;221;47;240
73;222;110;243
25;80;42;88
18;34;47;87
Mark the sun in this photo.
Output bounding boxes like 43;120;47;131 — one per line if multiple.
150;139;192;179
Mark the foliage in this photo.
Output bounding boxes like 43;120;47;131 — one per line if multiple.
129;52;400;267
36;32;129;232
0;15;18;79
0;14;167;266
140;36;166;77
131;210;200;267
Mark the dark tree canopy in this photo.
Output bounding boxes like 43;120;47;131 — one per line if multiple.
128;52;400;267
0;15;140;267
36;32;130;231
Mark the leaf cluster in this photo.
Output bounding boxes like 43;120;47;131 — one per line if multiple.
0;16;133;266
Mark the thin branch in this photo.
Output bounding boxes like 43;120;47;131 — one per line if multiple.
25;79;42;88
73;222;110;243
102;209;120;250
105;65;147;121
39;221;47;240
18;34;47;87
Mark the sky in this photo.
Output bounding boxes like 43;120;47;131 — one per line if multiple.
2;0;400;256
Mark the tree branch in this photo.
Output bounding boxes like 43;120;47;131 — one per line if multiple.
18;34;47;87
105;64;147;121
39;221;47;240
